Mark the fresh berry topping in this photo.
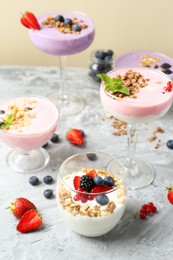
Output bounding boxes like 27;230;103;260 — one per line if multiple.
96;194;109;206
88;194;94;200
16;209;42;233
42;143;48;148
66;128;84;145
165;81;173;92
54;15;64;22
72;24;81;32
50;133;59;143
73;193;82;201
160;63;171;69
29;176;39;186
0;110;5;114
164;69;172;75
43;189;53;199
7;197;37;218
94;175;104;186
43;175;53;184
166;186;173;204
73;176;81;190
20;11;40;30
80;175;95;192
91;185;113;193
86;169;98;179
81;194;88;203
64;18;72;25
166;140;173;149
104;176;114;186
87;153;97;161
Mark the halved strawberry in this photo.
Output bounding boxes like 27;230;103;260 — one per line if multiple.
91;185;113;194
66;128;84;145
16;209;42;233
73;176;81;190
7;197;37;218
20;11;40;30
86;169;98;179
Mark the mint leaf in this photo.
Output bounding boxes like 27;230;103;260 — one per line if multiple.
97;74;130;96
0;113;14;130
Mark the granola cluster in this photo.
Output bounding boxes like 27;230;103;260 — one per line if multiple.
58;168;126;218
113;69;150;98
2;99;37;132
140;53;160;67
42;16;88;34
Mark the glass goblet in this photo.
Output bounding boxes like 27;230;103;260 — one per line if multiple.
100;67;173;189
29;11;95;116
0;96;59;173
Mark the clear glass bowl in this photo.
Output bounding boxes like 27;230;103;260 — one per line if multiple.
56;152;127;237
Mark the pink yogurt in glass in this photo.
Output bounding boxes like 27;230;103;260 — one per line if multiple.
29;11;95;56
0;96;59;150
100;67;173;123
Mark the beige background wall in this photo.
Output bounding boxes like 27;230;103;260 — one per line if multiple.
1;0;173;67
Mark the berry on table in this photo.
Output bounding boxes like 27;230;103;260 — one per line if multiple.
43;175;53;184
44;189;53;199
87;153;97;161
96;194;109;206
139;211;146;220
139;202;157;220
66;128;84;146
50;133;59;143
29;176;39;186
166;140;173;149
166;186;173;204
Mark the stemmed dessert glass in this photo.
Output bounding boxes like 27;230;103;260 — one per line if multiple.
0;96;59;173
100;67;173;189
29;11;95;116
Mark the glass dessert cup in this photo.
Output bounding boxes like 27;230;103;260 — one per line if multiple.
56;151;127;237
29;11;95;116
0;96;59;173
100;67;173;190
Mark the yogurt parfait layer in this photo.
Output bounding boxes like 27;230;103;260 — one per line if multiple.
29;11;95;56
0;96;59;150
58;167;126;237
100;67;173;123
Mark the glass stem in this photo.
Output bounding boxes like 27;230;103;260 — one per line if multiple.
58;56;67;102
127;123;138;176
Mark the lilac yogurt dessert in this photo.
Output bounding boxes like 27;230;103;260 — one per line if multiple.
29;11;95;56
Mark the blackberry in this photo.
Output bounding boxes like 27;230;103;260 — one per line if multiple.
160;63;171;69
80;175;95;192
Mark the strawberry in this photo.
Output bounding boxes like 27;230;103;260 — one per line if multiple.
73;176;81;190
20;11;40;30
7;197;37;218
66;128;84;145
91;185;113;194
16;209;42;233
86;169;98;178
166;186;173;204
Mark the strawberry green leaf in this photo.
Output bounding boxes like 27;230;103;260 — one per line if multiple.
97;74;130;96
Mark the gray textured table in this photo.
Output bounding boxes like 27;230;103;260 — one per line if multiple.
0;66;173;260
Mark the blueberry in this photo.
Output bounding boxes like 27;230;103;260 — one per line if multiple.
166;140;173;149
72;24;81;32
42;143;48;148
163;69;172;75
96;194;109;206
51;133;59;143
43;175;53;184
64;18;72;25
160;63;171;69
44;189;53;199
94;176;104;186
54;15;64;22
95;51;106;60
106;49;114;57
80;129;85;137
29;176;39;186
0;110;5;114
104;176;114;186
87;153;97;161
